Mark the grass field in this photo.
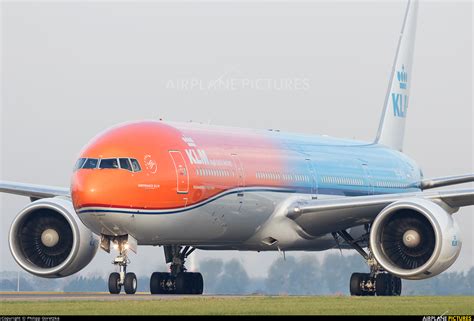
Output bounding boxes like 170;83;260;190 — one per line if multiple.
1;296;473;315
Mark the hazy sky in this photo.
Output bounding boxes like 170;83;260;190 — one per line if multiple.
1;0;472;279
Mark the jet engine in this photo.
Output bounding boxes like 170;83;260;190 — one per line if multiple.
370;198;461;280
9;197;99;278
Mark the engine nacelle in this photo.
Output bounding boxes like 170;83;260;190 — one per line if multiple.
370;198;461;280
9;197;99;278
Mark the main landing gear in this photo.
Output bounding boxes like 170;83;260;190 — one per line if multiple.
108;237;137;295
150;245;203;295
334;229;402;296
349;271;401;296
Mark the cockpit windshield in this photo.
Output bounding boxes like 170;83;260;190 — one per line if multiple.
74;158;87;170
83;158;99;169
130;159;141;172
74;157;141;172
99;158;119;169
119;158;132;171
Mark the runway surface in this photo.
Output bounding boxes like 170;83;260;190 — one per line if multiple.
0;292;237;301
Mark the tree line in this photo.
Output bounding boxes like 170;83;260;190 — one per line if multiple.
1;253;472;295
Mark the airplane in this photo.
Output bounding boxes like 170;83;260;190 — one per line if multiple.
1;0;473;296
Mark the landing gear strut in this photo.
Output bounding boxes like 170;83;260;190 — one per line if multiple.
107;236;137;295
335;229;402;296
150;245;203;295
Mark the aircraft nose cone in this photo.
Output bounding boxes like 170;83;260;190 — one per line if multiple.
71;171;103;210
71;167;134;212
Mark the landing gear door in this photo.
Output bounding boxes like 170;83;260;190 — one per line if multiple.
169;150;189;194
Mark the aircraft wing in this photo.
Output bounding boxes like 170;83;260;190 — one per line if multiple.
420;173;474;190
287;188;474;237
0;180;70;199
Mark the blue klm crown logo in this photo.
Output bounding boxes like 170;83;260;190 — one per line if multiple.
392;64;408;118
397;65;408;89
452;235;458;247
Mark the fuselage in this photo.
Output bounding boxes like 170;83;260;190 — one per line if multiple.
71;120;422;250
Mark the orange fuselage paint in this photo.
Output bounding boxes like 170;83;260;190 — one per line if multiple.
71;121;286;212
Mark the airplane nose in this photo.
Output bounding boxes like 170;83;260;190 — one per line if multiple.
71;167;136;212
71;170;103;210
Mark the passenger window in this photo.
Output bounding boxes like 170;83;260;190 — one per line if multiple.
74;158;87;171
119;158;132;171
130;159;141;172
99;158;119;169
82;158;99;169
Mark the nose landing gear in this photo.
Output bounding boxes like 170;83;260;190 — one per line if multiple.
107;236;137;295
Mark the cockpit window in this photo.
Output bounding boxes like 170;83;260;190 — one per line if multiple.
119;158;132;171
82;158;99;169
130;159;141;172
75;157;140;172
74;158;87;171
99;158;119;169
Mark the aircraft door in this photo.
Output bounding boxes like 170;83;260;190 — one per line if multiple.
231;154;245;187
305;158;318;198
361;162;374;195
169;150;189;194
